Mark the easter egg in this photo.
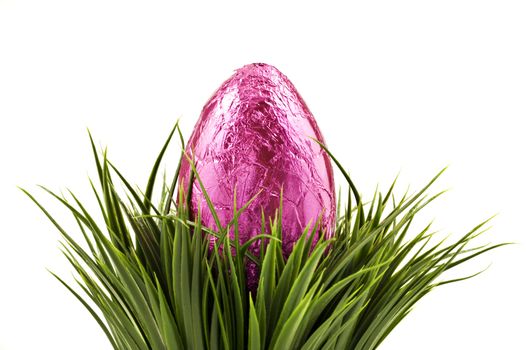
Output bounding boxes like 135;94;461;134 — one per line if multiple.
178;63;335;288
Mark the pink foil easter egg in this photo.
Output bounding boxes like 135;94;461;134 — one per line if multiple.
178;63;335;288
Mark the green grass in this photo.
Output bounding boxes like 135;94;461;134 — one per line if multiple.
23;123;506;350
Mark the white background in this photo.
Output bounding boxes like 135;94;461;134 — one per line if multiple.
1;1;525;349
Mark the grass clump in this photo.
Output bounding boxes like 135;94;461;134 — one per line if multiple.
23;123;505;350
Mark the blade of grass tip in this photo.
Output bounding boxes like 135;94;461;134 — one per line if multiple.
164;122;186;215
385;167;448;223
372;193;385;228
259;207;267;260
176;121;185;150
248;295;261;350
336;186;342;222
20;188;94;259
239;234;280;258
209;187;265;268
88;129;104;188
108;161;150;216
63;187;114;267
38;187;99;257
121;204;163;279
82;236;149;331
72;215;97;257
37;186;92;230
366;187;378;222
49;271;118;349
183;151;223;233
57;234;141;338
185;168;195;215
382;172;399;206
78;280;146;350
222;187;264;254
42;185;128;266
106;161;134;250
368;223;430;300
275;187;285;271
345;186;352;240
100;151;131;251
144;121;179;211
310;138;361;211
164;157;182;215
234;183;239;250
305;215;322;254
444;242;511;271
88;177;109;224
435;264;491;286
75;273;149;350
366;242;472;342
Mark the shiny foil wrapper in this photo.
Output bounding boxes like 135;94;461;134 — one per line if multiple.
178;63;335;290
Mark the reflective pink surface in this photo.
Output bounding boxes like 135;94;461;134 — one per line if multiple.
178;63;335;289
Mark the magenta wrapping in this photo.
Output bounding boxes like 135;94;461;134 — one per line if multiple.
178;63;335;290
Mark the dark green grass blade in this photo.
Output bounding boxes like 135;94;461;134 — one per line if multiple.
144;122;179;211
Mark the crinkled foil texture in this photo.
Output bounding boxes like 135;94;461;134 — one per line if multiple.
178;63;335;291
